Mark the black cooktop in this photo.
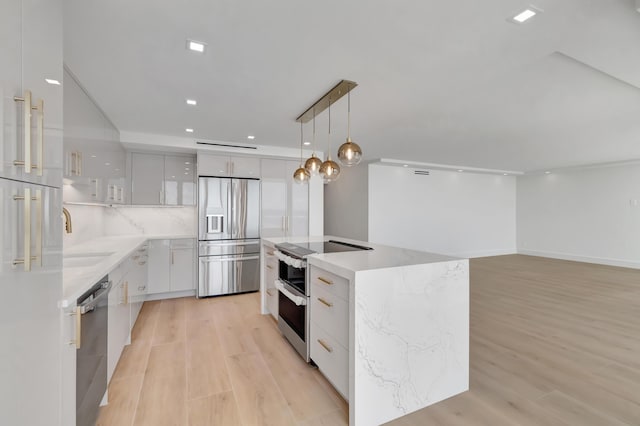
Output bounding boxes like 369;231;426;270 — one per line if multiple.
276;240;372;259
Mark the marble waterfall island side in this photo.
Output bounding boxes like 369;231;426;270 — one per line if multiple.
349;260;469;425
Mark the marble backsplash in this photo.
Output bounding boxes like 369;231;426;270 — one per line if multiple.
63;204;106;248
104;206;196;236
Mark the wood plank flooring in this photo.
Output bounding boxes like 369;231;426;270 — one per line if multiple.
97;255;640;425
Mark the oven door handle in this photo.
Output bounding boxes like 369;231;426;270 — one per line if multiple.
275;279;307;306
275;250;306;268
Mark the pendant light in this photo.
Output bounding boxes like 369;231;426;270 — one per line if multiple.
304;111;322;175
293;121;310;184
319;97;340;183
337;87;362;166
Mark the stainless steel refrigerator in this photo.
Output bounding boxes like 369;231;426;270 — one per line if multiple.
198;177;261;297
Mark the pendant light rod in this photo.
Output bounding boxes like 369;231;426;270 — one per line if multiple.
299;121;304;165
295;80;358;123
347;90;351;140
312;111;316;153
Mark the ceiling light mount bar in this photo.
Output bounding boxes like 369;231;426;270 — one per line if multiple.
295;80;358;123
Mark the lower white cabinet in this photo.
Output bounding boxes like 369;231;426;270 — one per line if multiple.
107;264;130;383
128;244;149;326
148;238;196;295
309;265;350;399
263;243;278;320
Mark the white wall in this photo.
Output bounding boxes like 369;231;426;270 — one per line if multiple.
368;164;517;258
324;164;369;241
517;163;640;268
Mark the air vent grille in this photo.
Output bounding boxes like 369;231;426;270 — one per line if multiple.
414;170;430;175
196;141;258;150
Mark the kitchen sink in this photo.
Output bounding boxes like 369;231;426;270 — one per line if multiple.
63;252;115;268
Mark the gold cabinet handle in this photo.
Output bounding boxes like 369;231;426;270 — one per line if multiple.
317;297;333;308
171;250;175;264
77;151;82;176
69;307;82;349
12;188;32;271
13;90;32;173
318;339;333;353
317;276;333;285
266;264;273;270
266;289;274;296
266;251;275;256
34;99;43;176
34;190;42;267
124;282;129;305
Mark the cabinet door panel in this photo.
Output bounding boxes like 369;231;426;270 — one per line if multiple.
0;179;62;425
198;154;229;176
131;153;164;205
287;161;308;237
147;239;171;294
170;247;195;291
230;156;260;177
164;155;196;205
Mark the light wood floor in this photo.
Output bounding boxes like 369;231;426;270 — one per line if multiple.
97;255;640;425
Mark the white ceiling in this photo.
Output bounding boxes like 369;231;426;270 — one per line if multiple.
64;0;640;172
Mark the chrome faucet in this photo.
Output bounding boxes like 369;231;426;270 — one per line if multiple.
62;207;72;233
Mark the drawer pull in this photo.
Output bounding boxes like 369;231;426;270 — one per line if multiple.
318;339;333;353
317;297;333;308
317;276;333;285
266;289;275;296
267;251;275;256
266;264;273;270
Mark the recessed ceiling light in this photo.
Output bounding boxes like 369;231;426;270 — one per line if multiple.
457;169;464;172
185;168;190;171
247;135;255;140
105;162;110;166
171;175;175;178
185;128;194;133
503;173;508;176
186;99;197;106
545;171;551;174
303;141;311;146
45;78;61;85
185;161;190;165
187;40;206;53
91;155;97;158
184;172;189;175
511;8;538;23
115;168;120;171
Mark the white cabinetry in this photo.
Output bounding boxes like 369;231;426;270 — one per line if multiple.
130;153;196;205
260;159;308;238
63;69;124;204
107;262;131;383
262;243;278;320
127;244;149;326
0;1;63;423
147;239;196;297
309;265;350;399
198;153;260;178
0;0;63;188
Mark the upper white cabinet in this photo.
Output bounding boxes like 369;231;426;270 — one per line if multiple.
198;153;260;178
261;159;309;238
0;0;63;188
63;69;125;204
130;153;196;205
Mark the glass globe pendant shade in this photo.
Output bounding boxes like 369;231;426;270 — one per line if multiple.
319;158;340;183
304;154;323;175
337;137;362;166
293;166;310;184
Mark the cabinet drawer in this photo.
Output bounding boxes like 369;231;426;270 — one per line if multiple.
310;322;349;399
310;266;349;301
311;283;349;349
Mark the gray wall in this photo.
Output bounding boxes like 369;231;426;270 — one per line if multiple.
323;163;369;241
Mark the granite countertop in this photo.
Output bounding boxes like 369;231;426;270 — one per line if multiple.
62;234;196;306
262;235;460;279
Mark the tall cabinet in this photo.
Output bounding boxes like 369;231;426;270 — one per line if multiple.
260;159;309;238
0;1;64;426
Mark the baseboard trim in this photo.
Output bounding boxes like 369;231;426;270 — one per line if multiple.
145;289;196;301
517;249;640;270
453;249;518;259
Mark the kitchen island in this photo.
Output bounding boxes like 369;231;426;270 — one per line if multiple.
261;236;469;426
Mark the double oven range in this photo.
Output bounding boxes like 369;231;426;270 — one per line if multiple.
274;240;372;361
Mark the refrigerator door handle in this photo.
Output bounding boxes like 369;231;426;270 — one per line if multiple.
206;214;224;234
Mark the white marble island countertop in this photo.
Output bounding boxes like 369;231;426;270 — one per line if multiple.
262;235;460;279
62;234;195;306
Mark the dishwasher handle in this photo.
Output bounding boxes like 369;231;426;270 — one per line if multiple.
79;280;113;314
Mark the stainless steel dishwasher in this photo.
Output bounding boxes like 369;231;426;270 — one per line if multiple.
76;275;111;426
